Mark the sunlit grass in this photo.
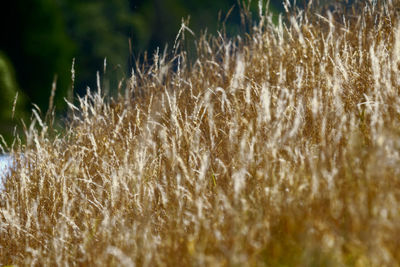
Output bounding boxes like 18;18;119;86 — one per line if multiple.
1;1;400;265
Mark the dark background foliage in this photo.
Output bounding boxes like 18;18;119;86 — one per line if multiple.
0;0;343;143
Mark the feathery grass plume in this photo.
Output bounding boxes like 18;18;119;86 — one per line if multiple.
1;0;400;265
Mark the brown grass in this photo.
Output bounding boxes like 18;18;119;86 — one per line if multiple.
1;1;400;265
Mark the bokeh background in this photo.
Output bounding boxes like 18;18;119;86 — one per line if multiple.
0;0;345;143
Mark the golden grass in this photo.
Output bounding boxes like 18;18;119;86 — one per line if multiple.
2;1;400;265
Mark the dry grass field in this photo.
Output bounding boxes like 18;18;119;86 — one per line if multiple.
1;0;400;265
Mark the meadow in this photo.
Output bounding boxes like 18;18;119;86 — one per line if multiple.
1;1;400;265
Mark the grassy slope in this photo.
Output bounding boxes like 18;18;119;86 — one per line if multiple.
1;1;400;266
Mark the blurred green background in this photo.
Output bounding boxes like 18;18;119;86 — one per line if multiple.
0;0;345;143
